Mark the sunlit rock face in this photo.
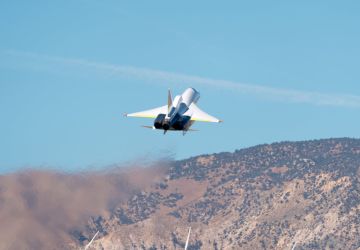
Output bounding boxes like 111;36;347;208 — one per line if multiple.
80;138;360;250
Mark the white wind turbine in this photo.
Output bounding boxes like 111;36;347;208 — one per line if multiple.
184;227;191;250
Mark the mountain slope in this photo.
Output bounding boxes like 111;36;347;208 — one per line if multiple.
80;138;360;249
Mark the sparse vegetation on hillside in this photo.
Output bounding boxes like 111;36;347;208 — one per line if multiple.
80;138;360;249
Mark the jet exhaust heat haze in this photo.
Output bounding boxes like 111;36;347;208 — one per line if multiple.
125;88;222;135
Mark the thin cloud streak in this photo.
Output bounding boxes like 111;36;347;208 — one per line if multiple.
4;50;360;108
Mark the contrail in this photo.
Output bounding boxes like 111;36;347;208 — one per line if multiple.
4;50;360;108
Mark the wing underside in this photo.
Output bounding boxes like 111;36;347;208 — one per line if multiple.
126;103;221;123
186;103;221;123
125;105;167;118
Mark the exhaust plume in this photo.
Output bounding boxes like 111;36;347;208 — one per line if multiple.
0;164;168;250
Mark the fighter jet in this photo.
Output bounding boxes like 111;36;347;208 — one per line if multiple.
124;88;222;134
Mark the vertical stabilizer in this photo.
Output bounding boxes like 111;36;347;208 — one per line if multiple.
168;89;173;113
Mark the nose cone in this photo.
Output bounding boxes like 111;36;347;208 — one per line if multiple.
182;88;200;105
187;87;200;96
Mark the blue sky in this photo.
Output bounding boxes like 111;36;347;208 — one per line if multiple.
1;1;360;172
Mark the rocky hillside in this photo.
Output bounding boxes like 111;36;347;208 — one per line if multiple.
77;138;360;249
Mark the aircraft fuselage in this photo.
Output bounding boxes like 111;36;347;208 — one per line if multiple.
154;88;199;131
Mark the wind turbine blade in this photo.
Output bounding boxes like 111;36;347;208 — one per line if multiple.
84;231;99;250
184;227;191;250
